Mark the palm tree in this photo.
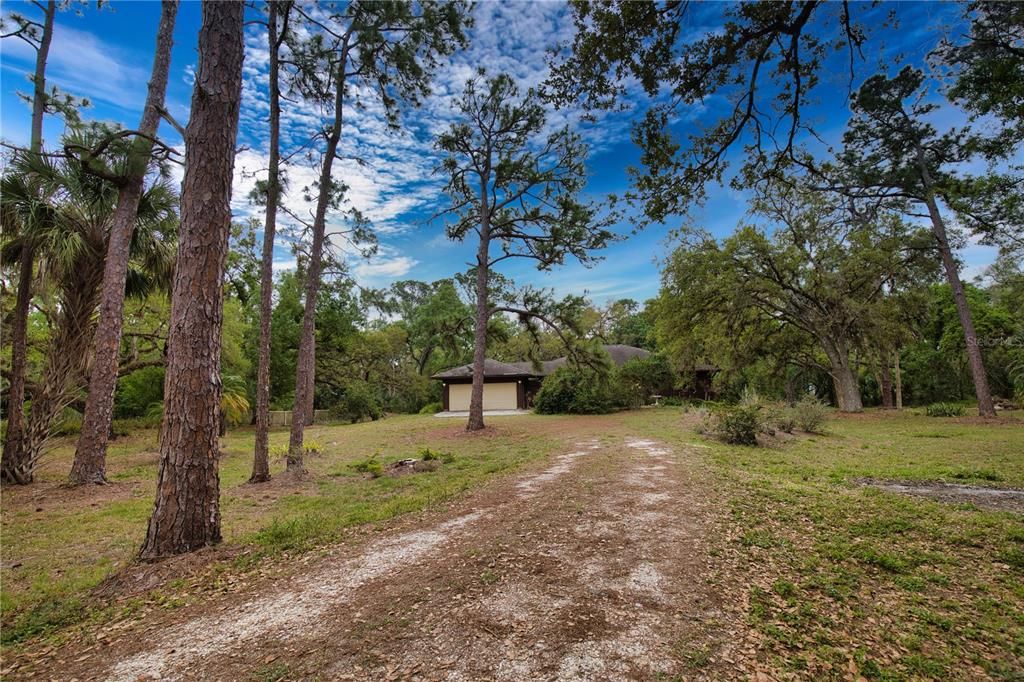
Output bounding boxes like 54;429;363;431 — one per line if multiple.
0;141;177;483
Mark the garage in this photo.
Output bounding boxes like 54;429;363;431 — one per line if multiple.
447;381;520;411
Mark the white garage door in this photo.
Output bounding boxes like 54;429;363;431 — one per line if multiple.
448;382;518;411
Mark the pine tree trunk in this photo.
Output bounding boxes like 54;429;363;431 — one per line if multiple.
139;0;244;560
288;51;348;473
250;0;283;485
2;0;55;486
822;337;863;412
71;0;179;486
467;175;492;432
915;147;996;418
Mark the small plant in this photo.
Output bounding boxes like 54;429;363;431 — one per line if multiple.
418;447;454;463
418;401;442;415
304;440;323;456
775;411;798;434
926;402;966;417
793;395;828;432
349;452;384;478
270;444;289;460
660;396;684;407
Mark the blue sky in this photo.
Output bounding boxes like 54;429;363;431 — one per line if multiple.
0;1;1001;306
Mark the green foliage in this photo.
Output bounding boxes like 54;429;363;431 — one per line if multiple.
349;453;384;478
713;404;765;446
418;447;454;463
220;374;250;428
617;354;675;407
534;364;619;415
418;401;442;415
304;440;323;456
792;395;829;433
329;382;383;424
114;366;165;418
926;403;967;417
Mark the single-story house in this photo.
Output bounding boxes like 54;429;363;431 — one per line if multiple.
431;344;664;412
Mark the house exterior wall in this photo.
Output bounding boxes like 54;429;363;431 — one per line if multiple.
447;381;519;411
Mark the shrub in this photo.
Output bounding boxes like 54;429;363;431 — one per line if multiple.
534;365;619;414
52;407;83;436
794;395;828;432
715;404;764;445
329;382;383;423
617;354;675;407
114;366;165;418
926;402;966;417
418;401;442;415
418;447;454;463
270;444;289;460
349;453;383;478
305;440;323;456
660;396;684;407
775;411;798;434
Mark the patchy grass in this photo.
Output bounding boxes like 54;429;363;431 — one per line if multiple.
638;407;1024;681
0;414;564;646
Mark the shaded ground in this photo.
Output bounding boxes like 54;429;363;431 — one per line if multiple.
859;478;1024;513
6;431;733;681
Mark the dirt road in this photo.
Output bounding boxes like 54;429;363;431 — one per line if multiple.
26;433;730;681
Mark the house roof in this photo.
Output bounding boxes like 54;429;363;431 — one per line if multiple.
431;358;543;380
432;344;657;381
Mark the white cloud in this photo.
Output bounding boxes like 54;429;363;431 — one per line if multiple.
2;20;150;111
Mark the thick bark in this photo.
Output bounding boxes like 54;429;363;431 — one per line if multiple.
2;0;55;486
894;350;903;410
71;0;179;486
467;178;492;432
288;49;347;473
139;0;244;560
879;359;894;409
251;0;283;485
821;336;863;412
921;190;996;418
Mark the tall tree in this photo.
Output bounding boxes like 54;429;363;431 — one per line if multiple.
139;0;245;560
655;183;935;412
835;67;999;417
436;73;614;430
250;0;291;485
1;141;178;478
70;0;180;485
1;0;55;485
284;0;468;473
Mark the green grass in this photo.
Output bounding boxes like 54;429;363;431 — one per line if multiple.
637;407;1024;681
0;413;563;646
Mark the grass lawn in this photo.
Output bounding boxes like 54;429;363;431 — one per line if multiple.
0;414;567;646
1;407;1021;680
639;407;1024;680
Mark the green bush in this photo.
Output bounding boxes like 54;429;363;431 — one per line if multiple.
717;404;765;445
926;402;966;417
775;411;798;434
418;447;454;463
418;401;442;415
349;453;384;477
329;382;383;423
534;365;619;414
617;354;675;407
794;395;829;432
660;396;684;407
114;366;165;418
